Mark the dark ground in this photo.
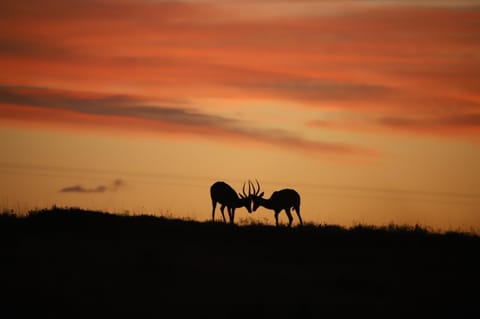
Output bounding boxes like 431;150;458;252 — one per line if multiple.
2;207;479;318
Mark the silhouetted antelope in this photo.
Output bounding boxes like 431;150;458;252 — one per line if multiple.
250;180;303;227
210;181;252;224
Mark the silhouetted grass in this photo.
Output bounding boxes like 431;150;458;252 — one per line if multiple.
3;207;480;318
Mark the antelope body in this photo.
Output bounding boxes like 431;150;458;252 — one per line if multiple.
210;181;252;224
250;181;303;227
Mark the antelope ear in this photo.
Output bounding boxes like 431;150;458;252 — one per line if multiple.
259;192;264;198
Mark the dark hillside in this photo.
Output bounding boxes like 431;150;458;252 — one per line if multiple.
3;207;480;318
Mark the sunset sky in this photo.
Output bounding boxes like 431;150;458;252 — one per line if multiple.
1;0;479;231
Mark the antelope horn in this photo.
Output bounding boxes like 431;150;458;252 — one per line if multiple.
242;182;247;197
248;179;252;196
255;179;260;195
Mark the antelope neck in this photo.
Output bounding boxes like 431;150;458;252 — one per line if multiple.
258;197;273;209
234;197;247;208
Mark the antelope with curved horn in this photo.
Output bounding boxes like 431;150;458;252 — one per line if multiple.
210;181;252;224
249;180;303;227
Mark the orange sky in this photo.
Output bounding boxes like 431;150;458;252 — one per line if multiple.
1;0;480;231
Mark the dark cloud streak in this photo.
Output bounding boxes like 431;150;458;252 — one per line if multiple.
0;85;234;127
0;85;373;156
309;112;480;139
0;86;235;126
59;185;107;193
59;179;126;194
378;114;480;129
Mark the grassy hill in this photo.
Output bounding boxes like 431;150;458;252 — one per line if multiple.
3;207;480;318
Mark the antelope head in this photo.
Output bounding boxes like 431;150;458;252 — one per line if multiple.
238;181;253;213
249;179;264;212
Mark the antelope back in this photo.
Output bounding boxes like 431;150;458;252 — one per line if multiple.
210;181;239;205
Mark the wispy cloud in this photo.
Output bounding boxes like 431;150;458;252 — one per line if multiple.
0;85;373;156
59;179;126;194
309;112;480;140
0;85;231;127
111;178;125;190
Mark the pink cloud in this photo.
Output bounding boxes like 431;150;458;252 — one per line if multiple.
1;1;479;144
